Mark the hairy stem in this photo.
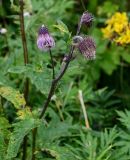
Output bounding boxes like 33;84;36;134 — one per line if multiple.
39;46;74;119
31;47;74;160
32;19;81;160
49;49;55;79
19;1;29;160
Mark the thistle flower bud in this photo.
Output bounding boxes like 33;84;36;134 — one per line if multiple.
72;36;83;46
78;37;96;60
37;25;55;51
80;11;94;27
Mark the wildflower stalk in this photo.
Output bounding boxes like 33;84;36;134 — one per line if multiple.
39;18;83;118
32;10;95;159
19;0;29;160
39;45;74;119
32;47;75;160
49;49;55;79
76;21;82;35
31;22;81;160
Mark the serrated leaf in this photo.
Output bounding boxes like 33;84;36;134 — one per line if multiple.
0;72;12;86
8;65;51;95
41;148;60;159
0;86;26;109
0;117;10;160
24;0;33;13
0;134;6;160
38;109;72;146
117;110;130;129
6;117;41;159
54;20;70;35
8;66;28;74
121;52;130;63
40;146;76;160
10;0;19;12
97;145;112;160
26;71;51;95
0;117;10;136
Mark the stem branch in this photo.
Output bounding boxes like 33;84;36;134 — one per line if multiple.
39;46;74;119
49;49;55;79
32;17;81;160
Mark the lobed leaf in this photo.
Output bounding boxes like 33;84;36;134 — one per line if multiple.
6;117;41;159
0;86;26;109
8;65;51;95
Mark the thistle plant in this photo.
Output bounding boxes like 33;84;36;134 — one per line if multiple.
37;12;96;117
4;0;96;159
31;10;96;160
1;1;130;160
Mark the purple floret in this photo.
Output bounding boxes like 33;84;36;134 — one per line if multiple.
37;25;55;51
81;11;94;27
78;37;96;60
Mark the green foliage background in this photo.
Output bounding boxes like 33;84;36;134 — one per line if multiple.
0;0;130;159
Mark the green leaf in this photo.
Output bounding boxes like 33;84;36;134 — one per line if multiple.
0;117;10;136
117;110;130;129
8;65;51;95
97;145;112;160
6;117;41;159
0;134;6;160
98;1;119;16
40;146;76;160
24;0;33;13
8;66;28;74
10;0;19;12
26;70;51;95
121;52;130;63
0;73;12;86
54;20;70;36
100;49;120;75
37;108;72;146
0;117;10;160
0;85;26;109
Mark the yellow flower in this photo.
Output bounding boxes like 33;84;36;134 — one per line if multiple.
115;26;130;44
106;12;128;26
102;12;130;45
101;26;113;39
114;22;125;34
107;12;128;34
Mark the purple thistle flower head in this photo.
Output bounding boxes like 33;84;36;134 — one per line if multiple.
37;25;55;51
78;36;96;60
80;11;94;27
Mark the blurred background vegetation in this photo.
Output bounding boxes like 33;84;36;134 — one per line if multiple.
0;0;130;159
